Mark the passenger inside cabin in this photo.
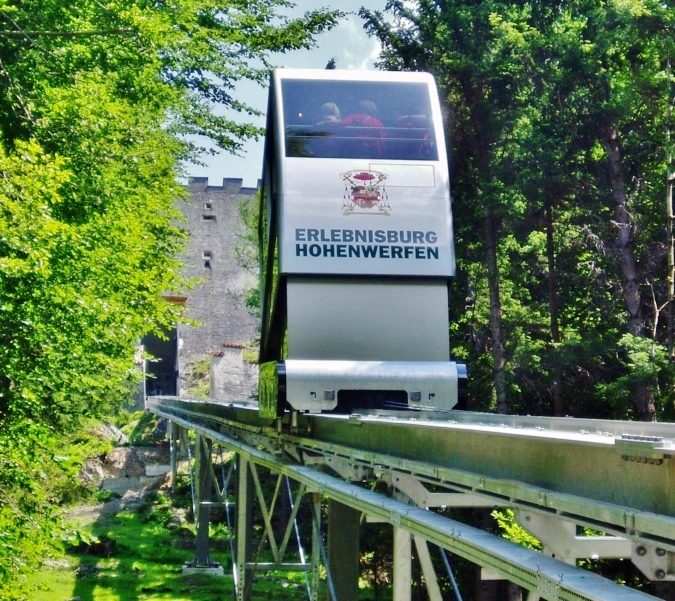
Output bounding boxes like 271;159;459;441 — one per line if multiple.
313;101;343;157
394;113;431;160
317;102;341;125
342;100;385;158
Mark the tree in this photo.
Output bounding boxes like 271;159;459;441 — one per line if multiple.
543;0;675;420
361;0;675;423
360;1;675;597
0;0;340;595
361;0;545;418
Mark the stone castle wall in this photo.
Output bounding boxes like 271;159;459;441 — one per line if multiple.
178;177;259;401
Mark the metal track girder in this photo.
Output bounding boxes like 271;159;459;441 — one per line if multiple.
281;426;675;552
149;398;675;555
147;401;662;600
386;472;503;508
309;413;675;519
304;452;372;481
516;509;632;565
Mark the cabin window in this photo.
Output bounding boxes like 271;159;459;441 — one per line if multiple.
282;80;438;161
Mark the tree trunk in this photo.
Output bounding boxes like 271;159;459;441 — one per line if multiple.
603;125;655;421
666;52;674;360
666;51;675;361
545;201;564;416
484;203;508;414
668;159;674;358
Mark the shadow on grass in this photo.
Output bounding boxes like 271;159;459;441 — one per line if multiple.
30;453;322;601
66;484;235;601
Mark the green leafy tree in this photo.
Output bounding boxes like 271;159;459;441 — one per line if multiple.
361;0;547;418
0;0;340;596
361;0;675;422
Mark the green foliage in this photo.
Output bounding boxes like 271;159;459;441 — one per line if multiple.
235;191;263;313
491;509;541;551
184;357;212;399
0;418;124;599
235;192;261;275
234;192;261;359
30;509;227;601
26;462;324;601
95;489;121;504
595;334;675;418
120;411;166;446
0;55;187;431
0;1;341;591
363;0;675;420
138;491;174;525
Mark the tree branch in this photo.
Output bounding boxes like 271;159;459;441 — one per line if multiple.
0;28;134;38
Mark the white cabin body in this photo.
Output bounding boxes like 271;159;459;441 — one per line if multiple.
258;69;464;416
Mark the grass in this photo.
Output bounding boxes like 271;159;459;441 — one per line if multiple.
23;412;328;601
29;510;234;601
27;487;316;601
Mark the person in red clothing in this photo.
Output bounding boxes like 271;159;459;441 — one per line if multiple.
342;100;385;158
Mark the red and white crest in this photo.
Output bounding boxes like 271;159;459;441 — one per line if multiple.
341;170;390;216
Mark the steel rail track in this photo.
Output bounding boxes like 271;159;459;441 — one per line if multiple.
147;396;668;600
148;397;675;548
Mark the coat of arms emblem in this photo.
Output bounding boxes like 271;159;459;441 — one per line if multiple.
341;170;390;216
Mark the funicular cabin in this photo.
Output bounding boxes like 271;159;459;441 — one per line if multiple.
257;69;466;418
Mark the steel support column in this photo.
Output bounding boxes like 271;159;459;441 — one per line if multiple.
311;493;321;601
169;421;179;493
414;536;443;601
182;433;224;575
170;422;188;494
327;500;360;601
148;398;667;600
236;455;253;601
194;435;213;566
394;527;412;601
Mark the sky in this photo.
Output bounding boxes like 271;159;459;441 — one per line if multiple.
186;1;386;188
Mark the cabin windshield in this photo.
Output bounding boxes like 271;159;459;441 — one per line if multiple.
281;79;439;161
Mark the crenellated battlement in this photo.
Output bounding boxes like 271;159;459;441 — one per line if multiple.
188;176;260;195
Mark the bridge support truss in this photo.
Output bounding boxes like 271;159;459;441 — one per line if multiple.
150;397;673;600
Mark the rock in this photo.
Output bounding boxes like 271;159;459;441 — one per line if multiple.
42;558;71;569
145;463;171;477
94;423;129;445
171;538;196;550
79;457;106;485
104;448;145;478
174;527;196;540
69;535;116;558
